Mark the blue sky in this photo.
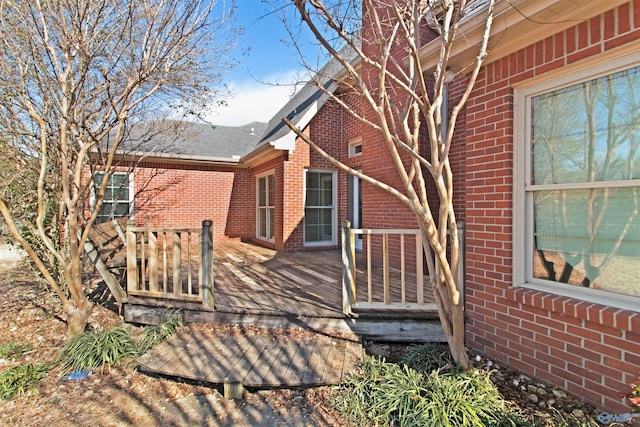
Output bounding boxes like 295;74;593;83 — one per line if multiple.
203;1;322;126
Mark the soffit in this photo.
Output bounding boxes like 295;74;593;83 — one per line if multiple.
419;0;630;72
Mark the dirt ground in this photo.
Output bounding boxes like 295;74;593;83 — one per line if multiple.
0;259;602;426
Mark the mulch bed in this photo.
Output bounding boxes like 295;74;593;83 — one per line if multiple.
0;261;602;426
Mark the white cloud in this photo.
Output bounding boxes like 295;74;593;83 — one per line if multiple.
204;71;307;126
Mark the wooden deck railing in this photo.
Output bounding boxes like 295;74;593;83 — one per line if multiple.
126;220;214;308
341;221;465;314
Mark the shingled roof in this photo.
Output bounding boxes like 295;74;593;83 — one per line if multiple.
116;44;355;165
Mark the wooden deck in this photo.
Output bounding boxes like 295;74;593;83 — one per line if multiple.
124;240;444;342
137;324;362;398
215;241;436;316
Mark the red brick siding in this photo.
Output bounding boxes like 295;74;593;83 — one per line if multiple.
250;98;345;253
131;161;253;243
465;0;640;411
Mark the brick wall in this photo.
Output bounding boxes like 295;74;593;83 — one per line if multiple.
279;100;345;251
464;0;640;411
131;161;253;243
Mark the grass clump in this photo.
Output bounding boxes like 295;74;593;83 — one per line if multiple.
59;326;138;373
0;342;32;360
401;343;455;373
58;312;183;373
0;363;53;400
331;355;530;427
137;310;183;354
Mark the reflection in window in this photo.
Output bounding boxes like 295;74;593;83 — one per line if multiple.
305;171;336;244
529;65;640;297
257;174;275;241
96;172;132;224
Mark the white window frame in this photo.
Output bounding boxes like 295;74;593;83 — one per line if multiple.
304;169;337;247
92;171;134;223
256;171;275;243
348;137;363;157
514;51;640;312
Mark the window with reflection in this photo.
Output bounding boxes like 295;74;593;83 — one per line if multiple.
95;172;132;224
526;63;640;298
304;170;336;245
257;173;274;241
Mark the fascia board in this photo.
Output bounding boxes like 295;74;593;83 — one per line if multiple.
418;0;629;71
91;149;242;167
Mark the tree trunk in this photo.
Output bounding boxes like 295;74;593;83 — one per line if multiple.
65;301;93;336
434;278;469;369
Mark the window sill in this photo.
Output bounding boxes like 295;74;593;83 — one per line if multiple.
304;241;337;248
514;280;640;314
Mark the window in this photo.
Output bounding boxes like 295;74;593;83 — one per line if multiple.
348;137;363;157
257;173;275;241
95;172;133;224
304;170;337;245
515;55;640;309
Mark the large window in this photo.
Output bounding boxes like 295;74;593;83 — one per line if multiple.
305;170;336;245
515;55;640;309
257;173;275;241
95;172;133;224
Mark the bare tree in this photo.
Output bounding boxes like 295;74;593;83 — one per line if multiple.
0;0;237;336
280;0;495;368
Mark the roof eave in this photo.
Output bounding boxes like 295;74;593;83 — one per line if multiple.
242;79;339;166
96;150;243;167
418;0;630;71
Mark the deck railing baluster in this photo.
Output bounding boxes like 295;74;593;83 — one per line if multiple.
140;232;146;290
401;234;406;304
366;232;372;303
187;232;193;295
148;230;158;293
162;232;168;293
173;232;182;297
126;221;137;294
417;233;424;305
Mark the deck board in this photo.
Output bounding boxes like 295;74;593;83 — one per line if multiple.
211;241;435;318
137;324;362;389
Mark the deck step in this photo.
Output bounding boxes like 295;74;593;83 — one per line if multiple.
136;324;363;398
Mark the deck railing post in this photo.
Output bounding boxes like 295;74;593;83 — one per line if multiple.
341;220;354;315
200;220;214;309
126;219;138;293
456;221;465;305
172;232;182;296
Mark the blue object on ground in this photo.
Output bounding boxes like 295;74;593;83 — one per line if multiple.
60;369;92;381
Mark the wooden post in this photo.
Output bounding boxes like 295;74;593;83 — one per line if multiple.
456;222;465;305
173;232;182;296
148;229;158;293
341;220;354;315
200;220;214;308
367;233;372;303
126;219;138;293
416;232;424;305
400;234;406;304
224;382;245;399
383;233;390;305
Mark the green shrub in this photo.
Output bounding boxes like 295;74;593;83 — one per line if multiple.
137;310;183;354
331;355;531;427
59;326;139;373
0;363;53;400
0;342;32;359
401;343;455;374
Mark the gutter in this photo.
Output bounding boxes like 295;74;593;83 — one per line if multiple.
418;0;629;72
95;149;244;168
